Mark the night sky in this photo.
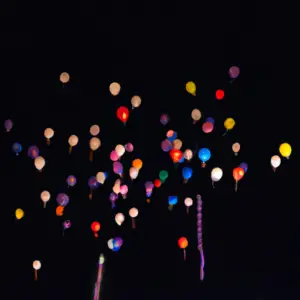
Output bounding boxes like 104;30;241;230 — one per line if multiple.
2;6;298;300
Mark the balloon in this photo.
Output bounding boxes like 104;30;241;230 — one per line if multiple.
89;137;101;161
131;95;142;108
40;191;51;208
173;139;182;150
216;89;224;100
90;125;100;136
129;207;139;228
205;117;215;125
112;183;120;195
178;237;188;261
232;142;240;155
191;109;201;123
183;149;193;161
88;176;99;199
211;167;223;187
184;197;193;214
115;144;125;157
186;81;196;96
228;66;240;79
15;208;24;220
179;156;184;163
108;237;123;251
109;192;118;208
4;119;13;132
160;114;169;125
56;206;64;216
116;106;129;124
44;128;54;145
224;118;235;130
28;145;39;159
279;143;292;158
202;122;214;133
161;139;172;152
56;193;69;207
60;72;70;83
233;167;244;192
168;196;178;211
154;179;161;188
34;156;45;171
66;175;77;187
68;135;79;153
198;148;211;167
182;167;193;183
125;143;134;152
145;181;154;198
12;142;22;155
169;149;183;163
91;221;101;237
129;167;139;180
113;161;123;177
33;260;41;280
159;170;168;183
132;158;143;170
271;155;281;171
96;172;106;184
115;213;125;226
239;162;248;173
109;82;121;96
63;220;71;236
110;150;119;161
166;130;177;142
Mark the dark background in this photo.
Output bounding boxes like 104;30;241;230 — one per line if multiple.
2;3;298;300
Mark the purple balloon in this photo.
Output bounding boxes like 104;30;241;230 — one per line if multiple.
239;162;248;173
161;139;172;152
113;161;123;175
229;66;240;79
4;119;13;132
27;145;40;159
125;143;134;152
88;176;99;189
67;175;77;187
145;181;154;189
160;114;169;126
114;237;123;247
56;193;69;207
63;220;72;229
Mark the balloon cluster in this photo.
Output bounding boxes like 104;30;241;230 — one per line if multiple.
107;237;123;252
196;194;204;281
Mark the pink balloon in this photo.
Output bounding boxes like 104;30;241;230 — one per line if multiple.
125;143;134;152
161;139;172;152
113;161;123;175
120;185;128;195
202;122;214;133
110;150;119;161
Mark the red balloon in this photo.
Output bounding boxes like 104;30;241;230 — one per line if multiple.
216;89;224;100
169;149;183;163
91;221;101;237
202;122;214;133
178;237;188;249
154;179;161;188
233;167;244;181
116;106;129;123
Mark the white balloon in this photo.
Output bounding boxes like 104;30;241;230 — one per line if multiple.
271;155;281;168
129;207;138;218
129;167;139;179
115;213;125;225
33;260;41;270
115;144;125;157
107;239;114;250
184;197;193;207
211;167;223;182
34;156;45;171
96;172;106;184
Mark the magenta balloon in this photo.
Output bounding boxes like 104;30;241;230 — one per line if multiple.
229;66;240;79
125;143;134;152
113;161;123;174
202;122;214;133
110;150;119;161
145;181;154;189
161;139;172;152
120;185;128;194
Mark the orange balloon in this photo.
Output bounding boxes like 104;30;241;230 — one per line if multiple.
178;237;188;249
56;206;64;216
233;167;244;181
169;149;183;163
132;158;143;170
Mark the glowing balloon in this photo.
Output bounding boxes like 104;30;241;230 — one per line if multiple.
116;106;129;124
198;148;211;167
63;220;71;236
33;260;41;280
129;167;139;180
229;66;240;79
191;109;201;124
91;221;101;237
161;139;172;152
132;158;143;170
279;143;292;158
56;193;69;207
68;135;79;153
112;183;120;195
154;179;161;188
271;155;281;171
169;149;183;163
145;181;154;200
224;118;235;132
159;170;168;183
34;156;45;171
216;89;224;100
205;117;215;125
96;172;106;184
88;176;99;199
90;125;100;136
115;144;125;157
12;142;22;155
109;82;121;96
89;137;101;161
40;190;51;208
15;208;24;220
160;114;169;125
186;81;196;96
182;167;193;183
239;162;248;173
44;128;54;145
173;139;182;150
233;167;244;192
109;192;118;208
115;213;125;226
56;206;64;216
125;143;134;152
184;197;193;214
60;72;70;83
168;196;178;211
202;122;214;133
211;167;223;187
129;207;139;228
166;130;177;142
110;150;119;161
184;149;193;161
178;237;188;260
232;142;240;155
28;145;39;159
131;95;142;109
66;175;77;187
113;161;123;177
4;119;13;132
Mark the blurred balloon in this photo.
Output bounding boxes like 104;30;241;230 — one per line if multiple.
216;89;224;100
12;142;22;155
88;176;99;199
56;193;69;207
184;149;193;161
166;130;177;142
178;237;188;260
205;117;215;125
66;175;77;187
56;206;64;216
223;118;235;135
113;161;123;177
108;237;123;251
44;128;54;145
110;150;119;161
186;81;196;96
191;109;201;124
115;213;125;226
159;170;168;183
15;208;24;220
115;144;125;157
129;207;139;228
109;192;118;208
279;143;292;159
90;125;100;136
154;179;161;188
202;122;214;133
89;137;101;161
184;197;193;214
60;72;70;84
28;145;39;159
168;196;178;211
96;172;106;184
229;66;240;79
109;82;121;96
233;167;244;192
211;167;223;187
173;139;182;150
145;181;154;201
62;220;71;236
125;143;134;152
34;156;45;171
239;162;248;173
182;167;193;183
198;148;211;167
169;149;183;163
271;155;281;172
160;114;169;125
91;221;101;237
131;95;142;109
40;191;51;208
4;119;13;132
232;142;240;155
161;139;172;152
33;260;41;280
68;135;79;154
116;106;129;124
129;167;139;180
132;158;143;170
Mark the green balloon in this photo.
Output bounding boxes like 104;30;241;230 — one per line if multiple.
159;170;168;181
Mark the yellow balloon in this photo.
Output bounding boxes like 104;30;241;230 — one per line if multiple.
224;118;235;130
279;143;292;158
15;208;24;220
186;81;196;96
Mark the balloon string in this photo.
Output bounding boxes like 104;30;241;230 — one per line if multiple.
235;181;238;192
89;190;93;200
43;202;46;208
34;269;37;281
222;130;227;136
183;249;186;261
90;150;93;162
46;138;50;146
132;218;135;229
69;146;72;154
186;207;189;214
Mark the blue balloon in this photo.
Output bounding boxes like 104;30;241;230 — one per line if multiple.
179;156;184;163
239;162;248;173
167;131;177;142
12;142;22;155
205;117;215;125
182;167;193;180
198;148;211;162
168;196;178;205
